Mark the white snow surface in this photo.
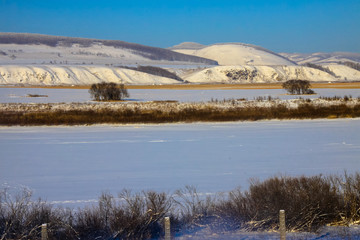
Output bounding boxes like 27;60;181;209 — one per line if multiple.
1;64;359;86
184;65;360;83
1;88;360;104
174;43;295;66
279;52;360;65
0;65;181;85
1;119;360;208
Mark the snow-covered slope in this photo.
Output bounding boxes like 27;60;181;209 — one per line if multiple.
323;64;360;81
183;65;360;84
0;33;218;66
0;65;182;85
172;43;296;66
279;52;360;65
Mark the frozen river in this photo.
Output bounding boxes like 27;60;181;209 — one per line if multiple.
1;119;359;207
0;87;359;103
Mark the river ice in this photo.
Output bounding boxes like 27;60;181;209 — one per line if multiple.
1;119;359;207
0;87;359;103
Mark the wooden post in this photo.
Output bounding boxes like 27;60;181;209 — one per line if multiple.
41;223;48;240
279;210;286;240
164;216;171;240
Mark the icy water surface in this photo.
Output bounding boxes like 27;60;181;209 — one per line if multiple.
0;87;359;103
1;119;359;207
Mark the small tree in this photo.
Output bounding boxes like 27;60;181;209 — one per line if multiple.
89;82;129;101
282;79;315;95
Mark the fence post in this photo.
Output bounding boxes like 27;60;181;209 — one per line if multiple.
279;210;286;240
41;223;48;240
164;216;171;240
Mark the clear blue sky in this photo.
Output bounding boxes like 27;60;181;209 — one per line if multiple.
1;0;359;53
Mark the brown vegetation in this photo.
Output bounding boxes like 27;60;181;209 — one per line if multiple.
1;173;360;239
1;97;360;126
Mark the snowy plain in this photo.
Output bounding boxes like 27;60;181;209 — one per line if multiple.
1;88;360;239
1;119;359;208
0;87;359;103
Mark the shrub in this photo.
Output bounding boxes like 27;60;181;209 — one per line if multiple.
282;79;315;95
89;82;129;101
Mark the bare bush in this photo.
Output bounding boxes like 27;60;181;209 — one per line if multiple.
1;173;360;239
282;79;315;95
89;82;129;101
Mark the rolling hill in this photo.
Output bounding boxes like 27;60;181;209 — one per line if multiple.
0;33;218;66
170;42;296;66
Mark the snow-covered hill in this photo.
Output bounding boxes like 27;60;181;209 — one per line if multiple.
0;65;182;85
1;33;359;86
1;64;359;86
0;33;218;66
279;52;360;65
171;43;296;66
183;65;360;84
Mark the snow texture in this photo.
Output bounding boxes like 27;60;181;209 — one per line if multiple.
1;119;359;208
173;43;295;66
1;88;359;104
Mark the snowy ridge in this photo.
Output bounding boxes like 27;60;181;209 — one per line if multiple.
279;52;360;65
0;65;182;85
0;32;218;65
1;64;359;86
173;43;295;66
183;65;360;83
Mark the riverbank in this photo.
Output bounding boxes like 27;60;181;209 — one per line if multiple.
1;97;359;125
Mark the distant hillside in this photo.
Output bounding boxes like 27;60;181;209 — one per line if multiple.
279;52;360;65
0;33;218;65
171;42;296;66
169;42;206;50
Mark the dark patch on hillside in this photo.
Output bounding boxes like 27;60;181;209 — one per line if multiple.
122;66;183;82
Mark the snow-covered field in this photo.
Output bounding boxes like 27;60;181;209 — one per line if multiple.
1;119;359;208
1;87;359;103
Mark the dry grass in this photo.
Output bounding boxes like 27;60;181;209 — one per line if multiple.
1;173;360;239
1;97;360;126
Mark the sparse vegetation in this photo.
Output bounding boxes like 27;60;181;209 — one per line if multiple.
1;173;360;239
225;69;258;82
89;82;129;101
1;96;360;125
282;79;315;95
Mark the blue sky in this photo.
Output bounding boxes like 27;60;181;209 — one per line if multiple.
1;0;359;53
